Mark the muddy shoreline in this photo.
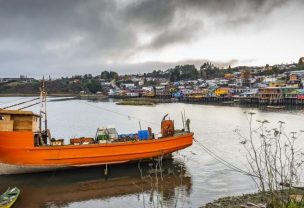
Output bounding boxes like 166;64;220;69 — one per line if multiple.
202;189;304;208
201;192;268;208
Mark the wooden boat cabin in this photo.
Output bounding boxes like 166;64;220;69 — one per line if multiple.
0;109;52;146
0;109;39;132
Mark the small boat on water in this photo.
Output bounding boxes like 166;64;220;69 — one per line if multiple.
266;105;286;109
0;187;20;208
222;101;234;105
0;81;194;174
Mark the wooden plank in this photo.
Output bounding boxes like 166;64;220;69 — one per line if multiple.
11;115;33;121
0;109;39;117
13;120;33;131
32;120;38;132
0;120;14;131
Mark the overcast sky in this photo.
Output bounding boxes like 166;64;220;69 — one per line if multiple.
0;0;303;77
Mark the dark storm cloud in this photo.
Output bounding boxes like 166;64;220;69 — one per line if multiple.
0;0;135;53
0;0;300;76
124;0;291;49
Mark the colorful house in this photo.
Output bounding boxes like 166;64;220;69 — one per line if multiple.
239;89;258;98
288;74;302;88
224;73;235;79
289;74;299;81
285;89;304;100
215;87;232;97
268;81;286;87
185;89;209;99
258;87;284;104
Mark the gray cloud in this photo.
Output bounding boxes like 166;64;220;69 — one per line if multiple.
0;0;302;77
143;22;202;50
124;0;177;31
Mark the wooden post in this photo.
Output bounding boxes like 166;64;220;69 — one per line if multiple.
104;163;108;176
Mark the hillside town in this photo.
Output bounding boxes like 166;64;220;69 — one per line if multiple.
85;59;304;105
1;58;304;105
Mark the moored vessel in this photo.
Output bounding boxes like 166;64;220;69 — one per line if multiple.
0;81;194;174
266;105;286;109
0;187;20;208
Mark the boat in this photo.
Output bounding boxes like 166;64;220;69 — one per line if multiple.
0;187;20;208
0;81;194;174
222;101;234;105
266;105;285;109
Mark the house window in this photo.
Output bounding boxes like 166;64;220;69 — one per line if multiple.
0;115;4;120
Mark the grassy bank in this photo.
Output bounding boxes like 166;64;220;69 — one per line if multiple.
78;94;108;100
116;99;155;106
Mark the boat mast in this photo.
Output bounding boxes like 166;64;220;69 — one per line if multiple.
39;77;47;133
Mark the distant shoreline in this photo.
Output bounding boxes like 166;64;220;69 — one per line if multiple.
0;93;108;98
1;94;304;109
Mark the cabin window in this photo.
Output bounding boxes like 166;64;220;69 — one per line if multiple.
0;114;4;120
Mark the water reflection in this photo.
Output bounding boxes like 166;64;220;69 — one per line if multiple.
0;158;192;208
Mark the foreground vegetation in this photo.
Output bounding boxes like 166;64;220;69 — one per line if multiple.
202;189;304;208
202;113;304;208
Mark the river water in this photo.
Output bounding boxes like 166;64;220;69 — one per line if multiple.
0;97;304;208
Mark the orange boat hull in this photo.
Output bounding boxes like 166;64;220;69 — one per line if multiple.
0;131;193;174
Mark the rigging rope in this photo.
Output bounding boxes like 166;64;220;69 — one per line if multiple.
2;97;40;109
17;101;41;110
0;96;37;105
193;138;258;178
77;100;160;127
79;99;255;177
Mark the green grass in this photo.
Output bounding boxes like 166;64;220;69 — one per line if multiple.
116;99;155;106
